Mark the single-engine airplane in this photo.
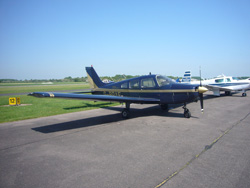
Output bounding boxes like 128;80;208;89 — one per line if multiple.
29;66;208;118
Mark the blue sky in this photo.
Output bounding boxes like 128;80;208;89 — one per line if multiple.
0;0;250;79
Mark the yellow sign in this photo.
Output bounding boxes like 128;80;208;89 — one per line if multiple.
9;97;21;106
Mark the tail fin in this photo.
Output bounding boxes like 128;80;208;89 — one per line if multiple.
181;70;191;83
86;66;105;89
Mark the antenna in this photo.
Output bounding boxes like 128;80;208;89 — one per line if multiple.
199;66;202;86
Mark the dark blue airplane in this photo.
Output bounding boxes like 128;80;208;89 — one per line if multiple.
29;66;208;118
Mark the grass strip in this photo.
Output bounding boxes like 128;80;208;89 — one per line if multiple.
0;84;90;94
0;95;119;123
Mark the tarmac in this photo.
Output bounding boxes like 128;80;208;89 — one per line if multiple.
0;92;250;188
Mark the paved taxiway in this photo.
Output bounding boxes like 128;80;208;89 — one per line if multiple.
0;92;250;188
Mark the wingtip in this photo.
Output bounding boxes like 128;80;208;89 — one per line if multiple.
27;92;45;97
28;93;34;96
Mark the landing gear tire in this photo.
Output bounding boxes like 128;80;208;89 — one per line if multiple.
184;109;191;118
242;93;247;97
121;109;130;119
225;91;231;96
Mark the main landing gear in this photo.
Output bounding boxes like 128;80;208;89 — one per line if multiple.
121;102;191;119
121;103;130;119
183;103;191;118
242;92;247;97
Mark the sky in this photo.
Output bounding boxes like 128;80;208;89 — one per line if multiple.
0;0;250;80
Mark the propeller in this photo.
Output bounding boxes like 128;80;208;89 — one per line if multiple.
198;67;207;113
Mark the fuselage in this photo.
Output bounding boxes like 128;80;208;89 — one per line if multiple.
92;74;200;104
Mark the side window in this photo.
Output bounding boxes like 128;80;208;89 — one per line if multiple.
215;79;224;83
129;79;139;89
141;78;156;88
121;82;128;89
226;78;231;82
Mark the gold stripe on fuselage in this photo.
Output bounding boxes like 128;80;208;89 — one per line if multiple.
93;88;197;93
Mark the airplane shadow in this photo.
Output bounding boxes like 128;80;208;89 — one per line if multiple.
32;93;241;134
63;102;116;110
32;105;185;134
32;113;122;133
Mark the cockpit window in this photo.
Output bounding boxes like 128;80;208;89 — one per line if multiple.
156;75;172;87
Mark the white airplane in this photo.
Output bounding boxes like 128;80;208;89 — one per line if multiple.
179;73;250;97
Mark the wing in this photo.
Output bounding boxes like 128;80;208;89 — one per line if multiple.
28;92;160;104
205;85;232;92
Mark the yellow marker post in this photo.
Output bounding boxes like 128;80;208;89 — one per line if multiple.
9;97;21;106
16;97;21;105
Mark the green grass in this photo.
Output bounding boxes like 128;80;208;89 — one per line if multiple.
0;82;85;86
0;83;90;94
0;95;119;123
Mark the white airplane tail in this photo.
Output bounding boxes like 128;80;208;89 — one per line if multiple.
181;71;191;83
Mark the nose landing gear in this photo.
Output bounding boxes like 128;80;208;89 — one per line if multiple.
242;92;247;97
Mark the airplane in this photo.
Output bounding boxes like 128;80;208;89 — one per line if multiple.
179;71;250;97
28;66;208;118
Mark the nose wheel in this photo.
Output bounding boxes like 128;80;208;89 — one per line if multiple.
183;103;191;118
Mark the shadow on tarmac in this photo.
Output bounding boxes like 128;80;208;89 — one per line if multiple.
32;104;185;133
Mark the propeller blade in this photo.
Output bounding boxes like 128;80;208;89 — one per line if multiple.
200;93;204;113
198;86;207;113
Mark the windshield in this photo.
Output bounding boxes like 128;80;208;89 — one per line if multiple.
156;75;172;87
232;77;239;81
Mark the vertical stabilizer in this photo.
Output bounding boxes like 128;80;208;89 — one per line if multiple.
182;71;191;83
86;66;105;89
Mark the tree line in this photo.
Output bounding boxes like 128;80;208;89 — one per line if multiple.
0;75;139;83
1;76;249;83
